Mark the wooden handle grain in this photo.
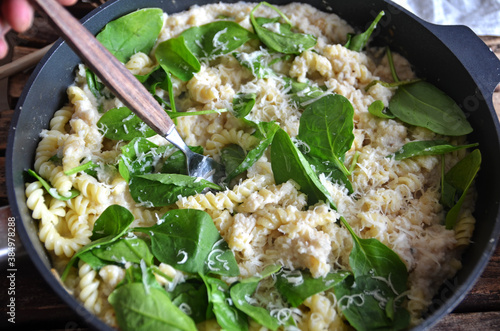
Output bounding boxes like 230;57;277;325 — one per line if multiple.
33;0;175;136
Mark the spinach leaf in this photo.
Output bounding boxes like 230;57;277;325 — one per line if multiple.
275;268;350;307
297;94;354;177
221;144;247;176
129;173;221;207
223;122;280;185
389;81;473;136
161;146;204;175
250;2;316;55
78;250;109;271
442;149;481;229
134;209;238;276
368;100;394;119
91;205;135;240
233;51;274;78
85;68;105;99
61;205;135;280
335;217;410;331
345;11;385;52
91;237;154;266
169;279;209;324
118;138;167;181
384;48;473;136
181;21;255;59
155;36;201;82
63;160;99;176
27;169;79;201
232;93;257;118
340;217;408;290
96;8;164;63
300;156;353;194
97;107;156;141
287;79;327;109
230;281;280;330
118;262;165;291
109;282;197;331
240;264;282;283
271;128;335;208
205;238;240;277
334;275;410;331
136;65;173;108
202;275;249;331
388;140;479;161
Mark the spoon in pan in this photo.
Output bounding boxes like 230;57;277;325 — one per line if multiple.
32;0;226;184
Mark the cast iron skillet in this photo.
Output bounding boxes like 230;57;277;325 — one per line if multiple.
7;0;500;329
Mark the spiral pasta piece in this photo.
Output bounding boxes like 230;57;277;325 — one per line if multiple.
73;174;111;205
77;262;103;314
204;128;260;158
49;105;74;133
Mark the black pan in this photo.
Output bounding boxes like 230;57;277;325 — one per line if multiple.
7;0;500;330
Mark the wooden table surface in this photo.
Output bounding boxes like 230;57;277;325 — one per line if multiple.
0;1;499;330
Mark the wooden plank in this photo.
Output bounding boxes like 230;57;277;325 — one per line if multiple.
433;311;500;330
0;110;14;151
454;243;500;313
0;157;6;200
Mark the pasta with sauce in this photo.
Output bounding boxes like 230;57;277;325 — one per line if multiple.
25;2;479;330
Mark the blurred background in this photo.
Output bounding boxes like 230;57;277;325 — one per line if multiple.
393;0;500;35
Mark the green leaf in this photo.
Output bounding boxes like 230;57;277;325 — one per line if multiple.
230;281;280;330
275;268;350;307
202;275;249;331
224;123;280;185
297;94;354;177
250;2;316;55
232;93;256;118
169;279;209;324
64;161;99;176
181;21;255;59
85;68;105;99
345;11;385;52
388;140;479;161
129;173;221;207
134;209;224;274
302;157;353;194
233;51;274;78
287;79;326;109
96;8;164;63
161;146;204;175
109;283;197;331
26;169;79;201
340;217;408;292
97;107;156;141
368;100;395;119
78;250;109;271
271;128;335;208
205;238;240;277
221;144;247;176
91;237;154;266
335;217;411;330
118;138;167;181
389;81;473;136
61;205;135;280
118;263;164;291
334;275;410;331
443;149;481;229
155;36;201;82
91;205;136;241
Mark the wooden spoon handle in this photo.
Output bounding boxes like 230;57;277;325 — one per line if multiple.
32;0;175;136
